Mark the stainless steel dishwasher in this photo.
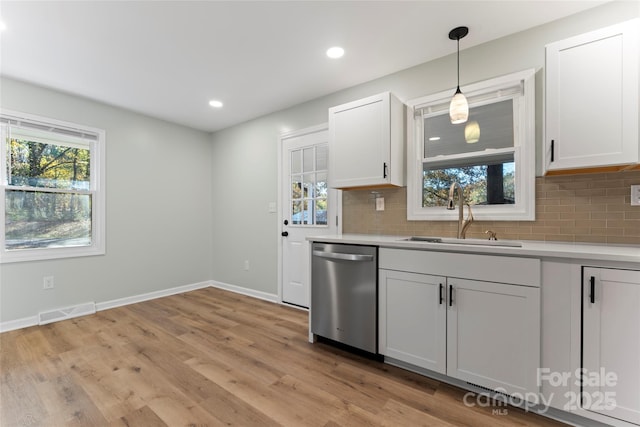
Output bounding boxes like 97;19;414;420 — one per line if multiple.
311;242;377;354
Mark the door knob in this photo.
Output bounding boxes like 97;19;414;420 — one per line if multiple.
281;231;289;237
283;219;289;225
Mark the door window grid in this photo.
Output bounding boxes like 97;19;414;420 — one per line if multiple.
290;144;328;225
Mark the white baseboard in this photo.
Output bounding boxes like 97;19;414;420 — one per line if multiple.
95;281;211;311
0;315;39;333
209;280;279;303
0;280;278;333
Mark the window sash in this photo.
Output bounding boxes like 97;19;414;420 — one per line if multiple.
422;147;516;169
0;109;105;263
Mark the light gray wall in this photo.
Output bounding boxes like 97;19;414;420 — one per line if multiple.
0;78;213;323
210;1;639;296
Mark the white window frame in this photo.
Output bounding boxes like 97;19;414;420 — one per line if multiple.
406;69;536;221
0;109;106;263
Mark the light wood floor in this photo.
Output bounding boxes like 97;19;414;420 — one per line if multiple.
0;287;567;426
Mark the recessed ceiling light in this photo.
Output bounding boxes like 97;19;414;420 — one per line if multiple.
429;136;441;141
208;100;223;108
326;46;345;59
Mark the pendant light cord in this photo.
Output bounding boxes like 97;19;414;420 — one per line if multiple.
456;37;460;89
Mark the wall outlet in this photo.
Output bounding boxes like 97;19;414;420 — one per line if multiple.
43;276;54;290
631;185;640;206
376;197;385;211
243;260;250;271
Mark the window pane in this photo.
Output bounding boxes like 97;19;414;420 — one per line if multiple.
291;201;302;224
423;99;514;158
9;139;90;190
303;148;314;172
315;199;327;225
290;149;302;174
291;175;302;200
316;145;328;170
423;159;515;207
5;190;92;250
315;172;328;198
303;173;315;198
302;200;312;225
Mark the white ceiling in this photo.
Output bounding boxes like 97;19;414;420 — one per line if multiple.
0;1;606;133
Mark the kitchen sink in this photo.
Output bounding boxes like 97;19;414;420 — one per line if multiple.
401;236;523;248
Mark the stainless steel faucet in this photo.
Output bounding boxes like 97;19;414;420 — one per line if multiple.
447;182;474;239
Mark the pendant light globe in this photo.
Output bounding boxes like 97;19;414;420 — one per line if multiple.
450;87;469;124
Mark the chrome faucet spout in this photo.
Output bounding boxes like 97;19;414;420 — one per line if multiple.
447;182;473;239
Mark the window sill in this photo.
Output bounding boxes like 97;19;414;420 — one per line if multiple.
0;245;105;264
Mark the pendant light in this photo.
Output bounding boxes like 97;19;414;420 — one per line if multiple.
449;26;469;124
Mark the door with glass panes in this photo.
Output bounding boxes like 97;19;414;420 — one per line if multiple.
281;126;339;308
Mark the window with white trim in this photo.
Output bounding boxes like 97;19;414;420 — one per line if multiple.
1;110;105;263
406;69;536;221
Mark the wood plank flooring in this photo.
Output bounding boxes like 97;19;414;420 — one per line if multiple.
0;287;568;426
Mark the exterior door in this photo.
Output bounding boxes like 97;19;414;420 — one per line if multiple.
280;125;340;308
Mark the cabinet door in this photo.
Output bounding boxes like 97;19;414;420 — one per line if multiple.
446;278;540;397
379;269;446;373
329;93;391;188
545;19;639;173
583;267;640;425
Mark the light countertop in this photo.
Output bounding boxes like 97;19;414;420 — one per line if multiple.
307;234;640;264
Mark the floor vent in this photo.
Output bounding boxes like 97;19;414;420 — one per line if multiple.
38;302;96;325
467;382;496;394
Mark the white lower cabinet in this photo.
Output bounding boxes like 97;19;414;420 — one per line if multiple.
583;267;640;425
378;249;541;398
379;270;446;373
446;278;540;397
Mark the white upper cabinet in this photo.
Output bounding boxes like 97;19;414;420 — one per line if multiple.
328;92;404;188
544;19;639;174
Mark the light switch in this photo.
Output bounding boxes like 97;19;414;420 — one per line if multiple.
268;202;277;213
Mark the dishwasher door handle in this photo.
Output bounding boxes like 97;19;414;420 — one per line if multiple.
312;250;374;262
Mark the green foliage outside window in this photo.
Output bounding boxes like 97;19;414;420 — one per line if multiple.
5;138;92;249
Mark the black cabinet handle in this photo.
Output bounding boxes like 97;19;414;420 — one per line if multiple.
550;140;555;162
439;283;443;305
590;276;595;304
383;162;388;179
449;284;453;307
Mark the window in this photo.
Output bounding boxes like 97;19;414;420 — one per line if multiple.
1;110;105;263
406;69;536;221
290;144;328;226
